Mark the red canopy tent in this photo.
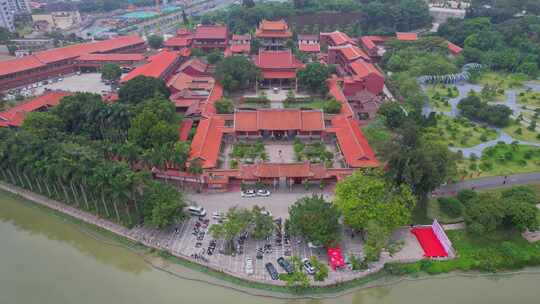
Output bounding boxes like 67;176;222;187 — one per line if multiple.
327;247;345;270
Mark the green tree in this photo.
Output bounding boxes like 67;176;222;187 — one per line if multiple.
334;169;416;233
280;256;310;291
297;62;330;94
322;98;341;114
118;76;170;104
209;206;253;253
214;97;234;114
287;195;341;246
378;102;408;129
128;97;178;150
22;112;64;139
206;50;223;64
101;63;122;83
147;34;164;49
215;56;260;92
251;205;275;240
310;256;329;282
141;181;187;228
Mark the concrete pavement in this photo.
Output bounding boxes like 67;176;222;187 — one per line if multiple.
434;172;540;196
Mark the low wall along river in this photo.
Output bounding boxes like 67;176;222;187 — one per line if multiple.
1;189;540;304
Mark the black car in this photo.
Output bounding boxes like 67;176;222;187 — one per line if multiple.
265;262;279;280
277;257;294;274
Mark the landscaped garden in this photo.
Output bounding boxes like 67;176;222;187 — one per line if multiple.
517;89;540;108
503;119;540;143
228;141;268;168
475;72;529;90
424;115;498;148
293;139;334;166
455;142;540;179
361;117;392;155
425;84;458;112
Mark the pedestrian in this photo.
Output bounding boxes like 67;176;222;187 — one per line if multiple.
503;180;506;185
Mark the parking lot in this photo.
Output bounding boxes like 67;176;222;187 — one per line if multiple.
125;191;425;284
35;73;112;95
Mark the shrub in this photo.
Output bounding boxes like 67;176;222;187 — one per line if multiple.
322;98;341;114
438;197;464;217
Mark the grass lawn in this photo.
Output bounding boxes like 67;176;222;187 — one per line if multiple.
457;143;540;179
503;119;540;144
476;72;530;90
425;84;456;112
361;117;392;156
424;115;498;148
385;229;540;275
517;89;540;108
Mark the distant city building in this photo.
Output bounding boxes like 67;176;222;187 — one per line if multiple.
0;0;16;32
32;11;82;31
9;38;55;54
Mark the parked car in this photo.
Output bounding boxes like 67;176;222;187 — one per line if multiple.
302;258;316;275
265;262;279;280
277;257;294;274
260;209;272;217
245;257;254;275
212;211;224;220
187;206;206;217
256;189;271;197
308;242;323;249
241;189;256;198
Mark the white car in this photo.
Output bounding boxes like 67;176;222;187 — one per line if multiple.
241;190;256;198
260;209;272;217
308;242;323;249
212;211;224;220
302;258;316;275
256;189;271;197
245;257;254;275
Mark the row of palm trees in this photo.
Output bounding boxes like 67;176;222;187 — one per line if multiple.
0;129;173;227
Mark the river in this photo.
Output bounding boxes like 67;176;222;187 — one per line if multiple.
1;191;539;304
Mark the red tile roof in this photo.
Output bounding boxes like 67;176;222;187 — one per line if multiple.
327;77;354;117
0;91;72;127
396;32;418;41
230;43;251;54
447;41;463;55
332;44;369;62
164;36;192;48
330;115;378;168
261;70;297;79
254;50;303;70
177;28;192;36
321;31;355;46
179;58;209;75
234;109;324;132
202;82;223;117
255;20;292;38
189;116;225;168
121;50;179;83
194;25;228;40
179;119;193;141
167;72;215;92
349;60;383;78
360;36;391;51
298;42;320;53
0;35;145;76
76;53;145;62
0;55;45;76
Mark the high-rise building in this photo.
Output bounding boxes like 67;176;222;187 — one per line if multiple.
7;0;30;14
0;0;16;32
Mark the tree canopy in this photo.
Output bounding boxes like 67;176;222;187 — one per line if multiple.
215;56;260;92
457;92;512;127
101;63;122;82
287;195;341;246
334;169;416;232
118;76;170;104
147;34;164;49
297;62;330;94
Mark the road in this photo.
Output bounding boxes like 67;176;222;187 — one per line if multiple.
435;172;540;196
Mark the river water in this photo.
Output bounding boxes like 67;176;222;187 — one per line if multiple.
1;191;539;304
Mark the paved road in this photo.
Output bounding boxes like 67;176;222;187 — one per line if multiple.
434;172;540;196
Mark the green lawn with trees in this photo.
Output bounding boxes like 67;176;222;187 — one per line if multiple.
425;85;458;112
101;63;122;83
503;119;540;144
215;56;260;93
424;115;499;148
147;34;164;49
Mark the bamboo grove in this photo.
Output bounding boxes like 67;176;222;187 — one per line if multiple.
0;76;192;228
